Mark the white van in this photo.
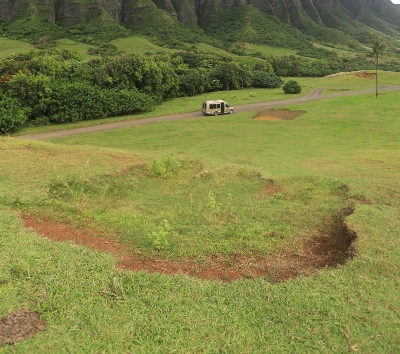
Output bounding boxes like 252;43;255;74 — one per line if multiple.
201;100;233;116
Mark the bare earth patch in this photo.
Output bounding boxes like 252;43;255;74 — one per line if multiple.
355;71;376;79
253;109;306;121
0;309;45;346
23;207;356;282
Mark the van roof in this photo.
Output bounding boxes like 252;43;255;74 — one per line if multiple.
203;100;225;103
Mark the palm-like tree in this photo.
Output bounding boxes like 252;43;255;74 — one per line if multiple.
368;40;386;97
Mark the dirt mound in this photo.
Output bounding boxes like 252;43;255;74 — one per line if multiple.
355;71;376;78
235;42;252;49
0;309;45;345
23;207;356;282
253;109;306;121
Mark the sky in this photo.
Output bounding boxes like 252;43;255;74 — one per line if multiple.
391;1;400;3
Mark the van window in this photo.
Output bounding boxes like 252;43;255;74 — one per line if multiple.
217;104;220;108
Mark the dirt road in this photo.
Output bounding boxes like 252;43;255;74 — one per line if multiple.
20;85;400;141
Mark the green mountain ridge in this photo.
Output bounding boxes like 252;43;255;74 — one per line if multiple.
1;0;400;51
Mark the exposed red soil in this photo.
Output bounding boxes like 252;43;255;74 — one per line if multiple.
253;109;306;121
23;208;356;283
0;309;45;346
355;71;376;78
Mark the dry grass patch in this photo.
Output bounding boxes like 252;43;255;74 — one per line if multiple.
253;109;306;121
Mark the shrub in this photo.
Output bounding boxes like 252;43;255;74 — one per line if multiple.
282;80;302;94
251;71;284;88
179;69;205;96
0;96;27;133
47;83;154;123
147;153;182;178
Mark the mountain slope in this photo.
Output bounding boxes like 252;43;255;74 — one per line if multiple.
1;0;400;50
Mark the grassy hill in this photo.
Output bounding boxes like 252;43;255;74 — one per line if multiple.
0;37;33;57
1;1;400;351
1;75;400;351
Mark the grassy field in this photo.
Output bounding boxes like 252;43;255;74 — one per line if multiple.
111;36;176;54
240;43;299;57
0;37;33;58
1;77;399;351
55;39;96;61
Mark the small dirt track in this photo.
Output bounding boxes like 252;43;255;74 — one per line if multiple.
20;85;400;141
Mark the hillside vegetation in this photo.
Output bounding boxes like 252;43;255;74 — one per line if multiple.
2;2;400;136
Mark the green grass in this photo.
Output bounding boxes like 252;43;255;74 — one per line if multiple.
111;36;176;54
0;37;33;58
312;42;357;56
240;43;299;57
1;81;400;352
111;36;238;57
1;203;399;352
195;43;237;56
55;39;97;61
47;90;400;204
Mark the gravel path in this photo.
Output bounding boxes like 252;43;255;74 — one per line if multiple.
20;85;400;141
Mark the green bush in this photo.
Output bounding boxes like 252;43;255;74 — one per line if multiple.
0;96;27;133
147;153;182;178
251;71;284;88
282;80;302;94
179;69;206;96
47;83;154;123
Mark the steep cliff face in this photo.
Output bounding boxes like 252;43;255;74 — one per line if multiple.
0;0;28;22
151;0;198;27
148;0;400;33
1;0;399;38
0;0;55;22
0;0;123;25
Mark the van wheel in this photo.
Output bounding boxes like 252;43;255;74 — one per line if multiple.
229;110;233;114
214;111;218;116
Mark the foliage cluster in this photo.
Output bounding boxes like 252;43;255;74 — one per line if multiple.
69;20;132;45
251;72;284;88
0;94;27;133
125;7;219;50
206;6;310;52
282;80;302;94
268;54;400;77
147;153;182;178
2;41;399;133
1;18;68;43
0;48;278;132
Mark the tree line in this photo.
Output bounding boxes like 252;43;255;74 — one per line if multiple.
1;48;397;133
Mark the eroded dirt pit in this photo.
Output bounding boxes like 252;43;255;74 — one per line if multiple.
0;309;45;346
23;208;356;283
355;71;376;78
253;109;307;121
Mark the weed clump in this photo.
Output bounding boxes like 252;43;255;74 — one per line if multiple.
147;153;182;178
149;219;171;251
